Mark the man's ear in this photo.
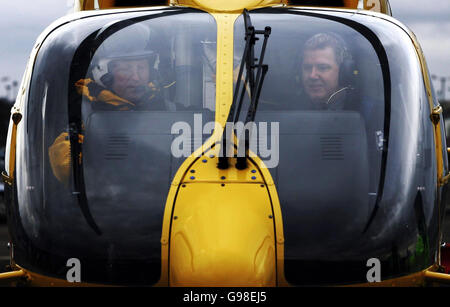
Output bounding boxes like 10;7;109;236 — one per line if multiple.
339;58;356;87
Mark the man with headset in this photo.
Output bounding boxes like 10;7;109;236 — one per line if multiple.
76;23;174;112
48;23;175;184
300;32;357;110
73;57;167;110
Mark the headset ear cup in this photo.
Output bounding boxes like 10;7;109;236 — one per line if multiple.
339;58;356;88
100;73;114;88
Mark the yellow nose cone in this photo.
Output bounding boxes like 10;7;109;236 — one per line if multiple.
169;183;276;286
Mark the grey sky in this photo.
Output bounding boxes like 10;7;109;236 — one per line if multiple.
0;0;73;98
389;0;450;91
0;0;449;99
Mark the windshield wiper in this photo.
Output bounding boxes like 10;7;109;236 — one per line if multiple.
67;30;105;236
68;121;103;236
218;9;271;170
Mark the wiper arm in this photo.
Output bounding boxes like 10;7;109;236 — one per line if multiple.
68;121;102;236
236;23;270;169
66;30;107;236
218;9;271;170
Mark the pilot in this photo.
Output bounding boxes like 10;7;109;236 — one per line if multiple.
75;55;167;111
48;23;174;184
76;24;174;111
300;32;356;110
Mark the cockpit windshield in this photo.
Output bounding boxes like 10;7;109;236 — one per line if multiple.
234;9;386;215
233;9;389;284
22;8;217;284
14;6;436;285
231;8;437;284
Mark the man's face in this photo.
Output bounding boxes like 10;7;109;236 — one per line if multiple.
111;59;150;102
302;46;340;103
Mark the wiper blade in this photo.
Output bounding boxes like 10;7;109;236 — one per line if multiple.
68;30;103;236
68;122;102;236
218;9;271;170
236;24;270;169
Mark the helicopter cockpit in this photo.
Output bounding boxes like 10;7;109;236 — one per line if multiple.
6;4;447;286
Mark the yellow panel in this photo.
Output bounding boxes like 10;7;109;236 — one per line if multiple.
158;12;241;286
99;0;116;8
211;13;240;124
162;11;284;287
344;0;358;8
182;151;264;184
170;183;276;286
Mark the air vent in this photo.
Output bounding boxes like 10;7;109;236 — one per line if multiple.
320;136;344;160
105;135;130;160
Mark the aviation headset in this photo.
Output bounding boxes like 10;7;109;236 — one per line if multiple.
327;32;357;88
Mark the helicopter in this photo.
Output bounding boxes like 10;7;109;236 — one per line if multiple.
0;0;449;286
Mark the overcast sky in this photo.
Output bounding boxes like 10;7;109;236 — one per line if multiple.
0;0;449;99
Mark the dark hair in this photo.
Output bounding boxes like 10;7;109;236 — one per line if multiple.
303;32;352;65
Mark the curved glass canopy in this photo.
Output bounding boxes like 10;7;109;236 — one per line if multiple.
17;7;217;285
7;6;443;285
232;8;439;284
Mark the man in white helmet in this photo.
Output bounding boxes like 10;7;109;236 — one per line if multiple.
109;57;152;104
75;23;174;111
49;23;175;184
